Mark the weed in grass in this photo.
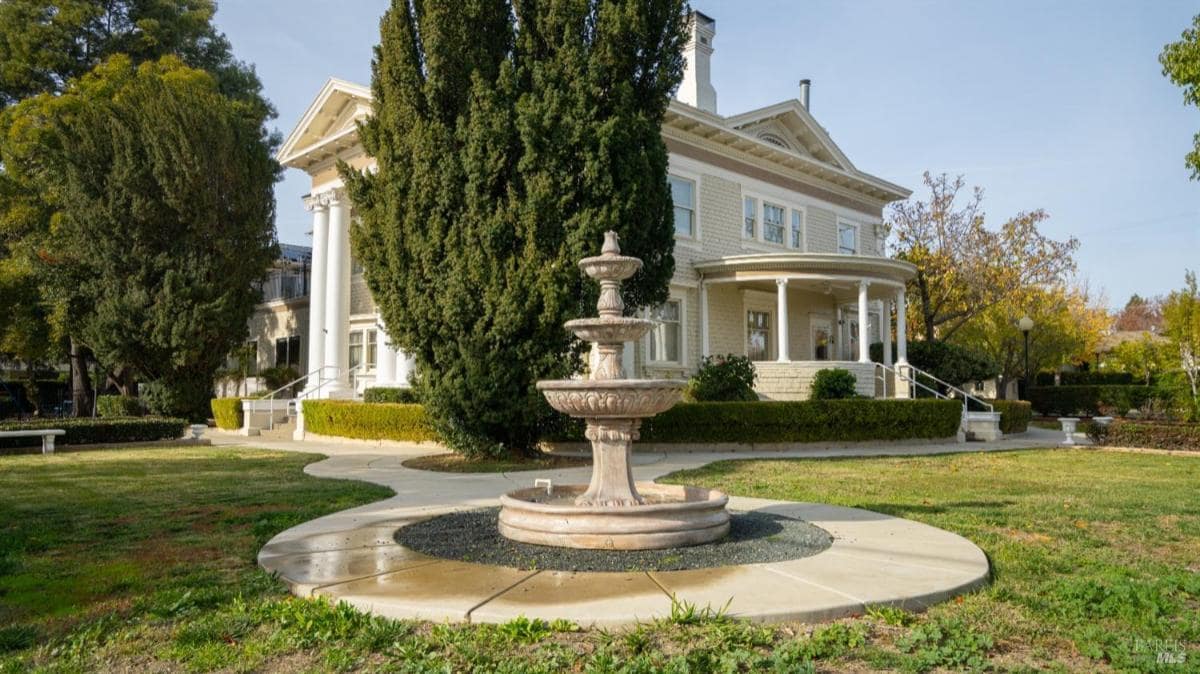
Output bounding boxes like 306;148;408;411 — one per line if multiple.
896;616;994;672
0;626;36;654
663;594;731;625
623;625;653;655
496;615;554;644
866;604;916;626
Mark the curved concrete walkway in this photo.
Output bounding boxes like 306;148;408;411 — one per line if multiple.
215;428;1067;626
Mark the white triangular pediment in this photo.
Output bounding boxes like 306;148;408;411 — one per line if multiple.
277;78;373;166
726;100;854;172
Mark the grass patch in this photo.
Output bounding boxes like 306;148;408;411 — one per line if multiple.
1;445;1197;671
401;451;589;473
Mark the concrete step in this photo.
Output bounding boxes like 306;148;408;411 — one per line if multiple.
258;418;297;440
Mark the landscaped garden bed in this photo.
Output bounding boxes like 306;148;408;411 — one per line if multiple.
2;445;1195;671
401;452;589;473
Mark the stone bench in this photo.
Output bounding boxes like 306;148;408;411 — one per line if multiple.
0;429;67;454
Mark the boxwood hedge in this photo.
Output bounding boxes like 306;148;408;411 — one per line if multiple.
210;398;243;430
1027;385;1153;417
546;399;962;444
1095;420;1200;452
988;400;1032;434
363;387;420;404
302;399;437;442
0;417;188;449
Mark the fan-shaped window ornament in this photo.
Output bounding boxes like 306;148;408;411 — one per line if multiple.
756;132;791;150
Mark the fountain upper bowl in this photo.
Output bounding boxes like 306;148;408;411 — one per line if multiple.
564;317;653;343
537;379;685;418
578;255;642;282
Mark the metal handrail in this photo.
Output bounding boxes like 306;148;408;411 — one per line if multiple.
875;362;949;403
901;362;994;414
244;363;363;431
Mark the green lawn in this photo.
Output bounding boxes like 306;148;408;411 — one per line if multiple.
0;446;1197;672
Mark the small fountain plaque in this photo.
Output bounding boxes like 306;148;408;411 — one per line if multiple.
499;232;731;550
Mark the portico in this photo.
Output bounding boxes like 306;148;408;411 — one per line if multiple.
694;253;916;399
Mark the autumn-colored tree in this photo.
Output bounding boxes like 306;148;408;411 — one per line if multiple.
952;282;1109;398
1161;13;1200;179
1161;271;1200;413
1112;294;1163;333
1105;333;1173;385
887;172;1080;342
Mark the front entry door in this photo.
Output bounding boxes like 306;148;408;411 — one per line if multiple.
811;318;832;360
746;311;770;361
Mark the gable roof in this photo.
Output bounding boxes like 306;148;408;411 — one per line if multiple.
724;99;855;171
277;78;372;169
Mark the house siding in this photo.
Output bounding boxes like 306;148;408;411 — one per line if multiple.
806;206;837;253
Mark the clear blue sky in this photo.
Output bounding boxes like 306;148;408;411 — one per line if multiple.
214;0;1199;309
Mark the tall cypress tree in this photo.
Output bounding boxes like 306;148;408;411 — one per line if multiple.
345;0;687;457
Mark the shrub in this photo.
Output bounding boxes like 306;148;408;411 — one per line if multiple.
363;387;420;404
633;399;962;444
141;379;213;422
1036;371;1134;386
1095;420;1200;451
811;369;858;400
210;398;243;430
0;417;188;449
1027;385;1155;417
685;355;757;402
259;366;301;395
96;395;144;418
302;400;437;443
988;399;1032;434
871;340;998;387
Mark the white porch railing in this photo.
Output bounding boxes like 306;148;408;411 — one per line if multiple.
242;363;363;432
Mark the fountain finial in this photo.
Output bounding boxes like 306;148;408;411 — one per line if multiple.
601;230;621;256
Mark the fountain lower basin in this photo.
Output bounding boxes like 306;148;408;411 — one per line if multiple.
499;483;731;550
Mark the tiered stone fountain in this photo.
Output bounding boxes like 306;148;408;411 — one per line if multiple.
498;232;731;550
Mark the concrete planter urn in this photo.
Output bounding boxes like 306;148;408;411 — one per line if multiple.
1057;417;1079;446
189;424;207;441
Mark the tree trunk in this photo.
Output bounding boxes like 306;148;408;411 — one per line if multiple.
24;360;39;416
70;337;94;417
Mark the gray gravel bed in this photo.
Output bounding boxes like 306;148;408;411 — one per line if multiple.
394;507;832;572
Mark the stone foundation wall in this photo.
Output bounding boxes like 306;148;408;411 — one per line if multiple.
754;361;877;400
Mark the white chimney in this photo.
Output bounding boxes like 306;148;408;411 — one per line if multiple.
679;11;717;114
798;79;811;111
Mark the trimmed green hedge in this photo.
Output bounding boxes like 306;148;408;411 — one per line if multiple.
302;400;437;442
550;399;962;444
989;400;1032;434
210;398;243;430
1027;385;1154;417
1096;420;1200;452
96;395;145;418
363;387;420;404
0;417;188;449
1035;371;1134;386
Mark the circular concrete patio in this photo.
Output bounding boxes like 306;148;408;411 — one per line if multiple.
258;495;990;627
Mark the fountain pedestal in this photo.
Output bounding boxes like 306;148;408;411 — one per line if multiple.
498;231;730;550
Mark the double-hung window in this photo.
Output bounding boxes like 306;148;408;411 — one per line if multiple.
349;329;379;372
838;222;857;254
274;335;300;369
763;202;785;244
648;301;682;364
743;197;758;238
669;175;696;238
791;209;804;249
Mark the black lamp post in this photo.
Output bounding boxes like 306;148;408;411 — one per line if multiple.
1018;315;1034;400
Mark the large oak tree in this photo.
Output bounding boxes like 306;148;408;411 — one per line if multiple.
343;0;688;456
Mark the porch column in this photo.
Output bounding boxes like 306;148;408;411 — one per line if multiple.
375;317;396;387
396;350;415;387
323;191;352;397
302;193;329;395
699;279;710;358
882;299;893;367
896;287;908;364
857;281;870;363
776;278;790;362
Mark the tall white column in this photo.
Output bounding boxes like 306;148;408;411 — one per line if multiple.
896;287;908;364
303;194;329;394
881;300;893;367
776;278;790;362
857;281;870;363
375;318;397;387
396;350;415;387
323;192;352;397
699;280;710;358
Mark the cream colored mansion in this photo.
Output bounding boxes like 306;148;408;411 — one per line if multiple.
244;11;919;405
